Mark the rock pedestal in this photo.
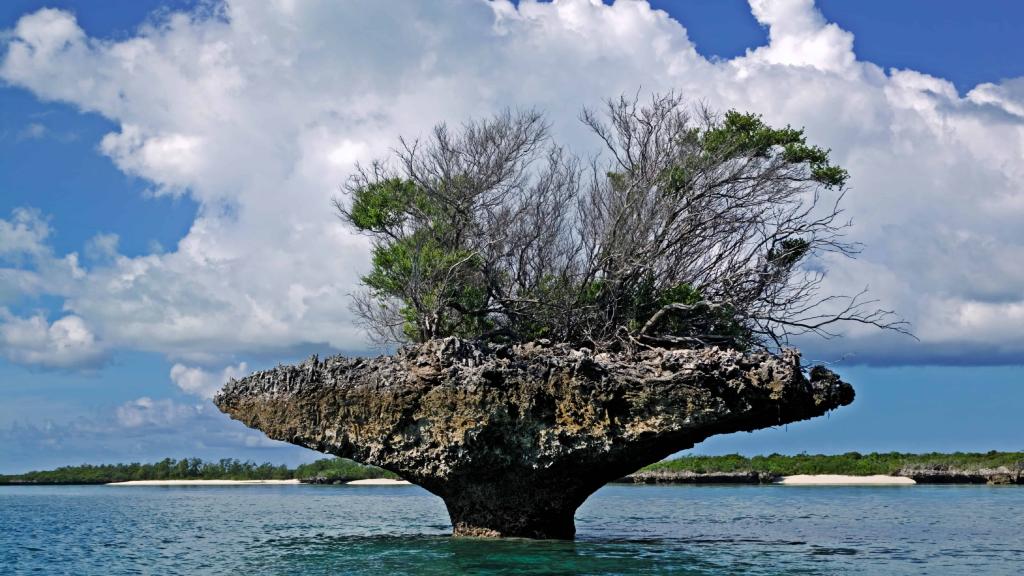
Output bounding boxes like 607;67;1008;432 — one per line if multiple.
214;338;853;539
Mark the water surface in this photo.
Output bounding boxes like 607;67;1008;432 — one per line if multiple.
2;484;1021;575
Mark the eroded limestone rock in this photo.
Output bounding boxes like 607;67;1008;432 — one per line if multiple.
214;338;853;539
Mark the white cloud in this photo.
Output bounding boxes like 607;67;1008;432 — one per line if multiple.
0;309;105;368
115;396;198;428
0;208;50;259
1;401;318;472
4;8;84;61
746;0;854;72
99;126;203;195
84;233;119;261
0;0;1023;366
0;209;85;298
170;361;248;399
16;122;47;140
968;78;1024;119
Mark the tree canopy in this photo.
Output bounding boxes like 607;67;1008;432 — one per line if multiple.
337;93;906;352
0;457;393;484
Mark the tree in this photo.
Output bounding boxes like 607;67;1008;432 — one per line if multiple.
336;92;907;352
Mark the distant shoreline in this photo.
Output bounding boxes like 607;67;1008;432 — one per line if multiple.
620;452;1024;486
344;478;412;485
5;474;1024;487
104;478;412;486
107;479;301;486
100;475;411;483
775;474;915;486
4;452;1022;486
618;468;1022;486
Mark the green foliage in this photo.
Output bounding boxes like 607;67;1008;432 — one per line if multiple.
341;103;857;349
768;238;811;269
702;110;848;188
567;275;728;339
641;452;1024;476
702;110;802;158
665;166;686;194
620;276;751;347
348;178;491;341
625;277;702;333
293;458;398;482
348;178;423;233
373;240;471;309
5;453;1020;485
0;457;398;485
0;458;292;484
809;164;849;188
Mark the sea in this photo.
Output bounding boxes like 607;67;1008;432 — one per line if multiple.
1;483;1021;575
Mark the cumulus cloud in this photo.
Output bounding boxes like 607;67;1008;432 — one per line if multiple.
0;0;1023;366
0;208;84;303
169;361;248;399
0;400;316;472
0;309;105;368
969;78;1024;119
108;395;305;453
746;0;854;72
0;207;51;260
100;126;203;196
84;233;119;262
0;209;99;368
115;396;197;428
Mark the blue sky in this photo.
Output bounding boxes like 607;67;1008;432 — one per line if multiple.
1;0;1022;473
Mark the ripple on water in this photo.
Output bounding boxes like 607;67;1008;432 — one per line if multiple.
1;484;1023;575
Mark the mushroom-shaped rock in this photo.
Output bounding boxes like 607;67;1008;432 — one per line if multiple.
214;338;853;539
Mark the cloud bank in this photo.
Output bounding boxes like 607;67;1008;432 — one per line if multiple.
0;397;308;473
2;0;1024;368
170;361;248;399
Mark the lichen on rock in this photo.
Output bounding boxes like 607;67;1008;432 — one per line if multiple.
214;338;853;539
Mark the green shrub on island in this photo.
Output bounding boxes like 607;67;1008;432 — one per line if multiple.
293;458;398;483
0;456;395;485
641;451;1024;476
0;455;395;481
337;95;907;352
6;452;1021;485
0;457;292;484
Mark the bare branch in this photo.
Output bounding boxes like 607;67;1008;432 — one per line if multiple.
336;94;910;354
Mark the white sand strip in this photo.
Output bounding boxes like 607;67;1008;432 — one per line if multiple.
776;474;915;486
107;479;301;486
345;478;411;485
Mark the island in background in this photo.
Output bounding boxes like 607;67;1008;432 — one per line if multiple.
621;451;1024;485
0;457;396;485
2;452;1021;486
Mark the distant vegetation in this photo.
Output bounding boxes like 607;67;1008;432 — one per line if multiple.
641;452;1024;476
293;458;398;482
6;453;1022;485
0;457;392;485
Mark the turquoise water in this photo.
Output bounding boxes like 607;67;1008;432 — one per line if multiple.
1;484;1021;575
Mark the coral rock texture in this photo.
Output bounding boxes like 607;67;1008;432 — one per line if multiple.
215;338;854;539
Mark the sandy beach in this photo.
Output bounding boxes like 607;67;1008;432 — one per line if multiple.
107;479;301;486
776;475;916;486
106;478;413;486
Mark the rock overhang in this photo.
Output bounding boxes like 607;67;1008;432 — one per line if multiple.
215;337;853;539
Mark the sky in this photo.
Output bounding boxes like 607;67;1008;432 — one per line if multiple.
1;0;1022;473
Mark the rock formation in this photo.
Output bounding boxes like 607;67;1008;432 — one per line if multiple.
899;466;1023;485
214;338;854;539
